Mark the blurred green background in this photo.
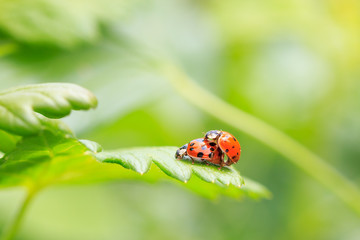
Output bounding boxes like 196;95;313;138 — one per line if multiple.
0;0;360;239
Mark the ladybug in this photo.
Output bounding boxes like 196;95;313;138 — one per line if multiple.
175;138;222;165
204;130;241;167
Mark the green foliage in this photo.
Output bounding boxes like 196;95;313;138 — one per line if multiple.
95;147;244;187
0;129;269;200
92;146;271;199
0;130;93;189
0;83;97;136
163;63;360;215
0;0;129;48
0;130;19;154
1;1;360;239
0;83;269;200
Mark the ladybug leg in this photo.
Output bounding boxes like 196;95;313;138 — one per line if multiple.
218;153;225;170
218;163;225;170
200;159;209;165
226;157;233;166
224;155;230;165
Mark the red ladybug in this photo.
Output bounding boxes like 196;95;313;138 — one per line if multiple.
175;138;222;165
204;130;241;167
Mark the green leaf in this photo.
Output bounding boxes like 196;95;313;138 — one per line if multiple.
242;178;272;200
95;147;244;187
0;130;95;189
0;0;130;48
0;130;20;154
79;139;103;153
0;83;97;136
95;147;245;187
92;146;271;199
0;132;270;200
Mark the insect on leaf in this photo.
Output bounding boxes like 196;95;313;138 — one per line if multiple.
95;147;244;187
89;145;271;199
0;133;270;201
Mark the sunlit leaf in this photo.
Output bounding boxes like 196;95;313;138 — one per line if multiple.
95;147;244;187
0;130;94;189
79;139;103;153
92;146;270;199
0;83;97;136
0;133;270;200
0;83;270;201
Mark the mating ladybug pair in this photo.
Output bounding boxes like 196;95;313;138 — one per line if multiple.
175;130;241;169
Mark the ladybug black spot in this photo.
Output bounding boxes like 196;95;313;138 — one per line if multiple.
232;146;235;148
237;152;239;155
210;147;215;152
225;149;229;153
190;142;195;146
233;137;237;141
232;156;236;159
201;145;207;150
189;147;194;151
197;152;204;158
209;142;216;146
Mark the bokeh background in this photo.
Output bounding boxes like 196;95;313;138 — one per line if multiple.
0;0;360;239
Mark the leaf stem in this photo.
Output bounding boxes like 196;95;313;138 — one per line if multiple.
0;187;37;240
160;63;360;216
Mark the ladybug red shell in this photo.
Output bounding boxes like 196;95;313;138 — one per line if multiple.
204;130;241;166
175;138;222;165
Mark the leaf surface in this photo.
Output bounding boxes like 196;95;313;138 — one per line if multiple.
0;83;97;136
93;146;270;199
0;130;19;154
95;147;245;187
0;0;130;48
0;134;270;200
0;130;94;188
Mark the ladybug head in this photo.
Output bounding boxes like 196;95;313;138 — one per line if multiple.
204;130;221;141
175;144;188;159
